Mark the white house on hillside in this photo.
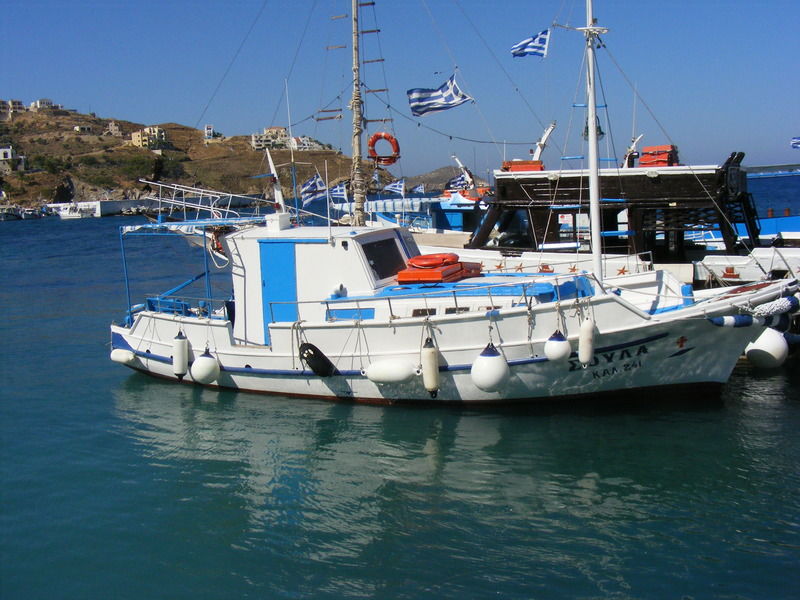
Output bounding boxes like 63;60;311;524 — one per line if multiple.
251;126;290;150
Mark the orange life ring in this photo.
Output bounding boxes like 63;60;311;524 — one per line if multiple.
408;253;459;269
368;132;400;166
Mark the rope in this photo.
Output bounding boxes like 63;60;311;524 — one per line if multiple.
266;0;321;129
195;0;271;129
452;0;555;145
600;44;755;253
751;295;800;317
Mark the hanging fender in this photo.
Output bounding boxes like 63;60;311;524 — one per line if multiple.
299;342;339;377
407;253;460;269
367;132;400;166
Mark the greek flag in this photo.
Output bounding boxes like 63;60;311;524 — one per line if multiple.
792;137;800;149
407;75;473;117
329;182;348;201
382;179;405;195
411;184;425;194
511;29;550;58
301;189;328;208
445;172;469;189
300;173;325;194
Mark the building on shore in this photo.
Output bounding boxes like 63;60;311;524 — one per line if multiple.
0;145;26;174
29;98;60;112
103;121;123;137
250;126;290;150
131;126;166;149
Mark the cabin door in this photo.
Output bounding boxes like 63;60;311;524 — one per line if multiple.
259;240;299;345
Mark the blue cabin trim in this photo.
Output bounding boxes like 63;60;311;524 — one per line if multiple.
258;237;328;344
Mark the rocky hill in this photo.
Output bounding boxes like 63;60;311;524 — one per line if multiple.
0;110;481;207
406;165;487;190
0;111;382;206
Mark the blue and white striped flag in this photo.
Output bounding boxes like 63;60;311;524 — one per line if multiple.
407;75;473;117
445;172;469;189
301;188;328;208
329;182;348;201
511;29;550;58
411;183;425;194
792;137;800;149
382;179;405;195
300;173;325;195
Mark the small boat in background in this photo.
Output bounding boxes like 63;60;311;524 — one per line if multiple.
0;205;22;221
56;203;96;219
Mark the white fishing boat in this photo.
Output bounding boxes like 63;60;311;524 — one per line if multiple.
109;1;799;402
0;205;22;221
56;203;96;219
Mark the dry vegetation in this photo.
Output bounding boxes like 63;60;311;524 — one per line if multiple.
0;111;365;206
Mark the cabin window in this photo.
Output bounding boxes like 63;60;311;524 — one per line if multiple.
397;228;421;257
411;308;436;317
361;238;406;280
445;307;469;314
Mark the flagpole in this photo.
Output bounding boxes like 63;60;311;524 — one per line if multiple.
325;161;332;239
285;79;299;215
350;0;366;226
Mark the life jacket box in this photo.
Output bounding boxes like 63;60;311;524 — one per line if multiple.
397;261;483;283
502;160;545;172
397;263;463;283
639;145;679;167
459;262;483;278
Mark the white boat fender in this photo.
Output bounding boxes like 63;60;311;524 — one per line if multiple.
470;342;510;392
709;313;791;331
190;348;221;384
745;328;789;369
172;331;189;380
752;295;800;317
299;342;339;377
708;315;767;328
578;318;596;366
110;348;137;366
421;337;440;398
544;330;572;362
363;359;417;384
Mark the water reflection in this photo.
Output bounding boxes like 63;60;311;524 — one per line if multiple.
111;367;800;598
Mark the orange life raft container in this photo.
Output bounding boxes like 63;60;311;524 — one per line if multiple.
397;254;482;283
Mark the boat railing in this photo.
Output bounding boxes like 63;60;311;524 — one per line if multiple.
137;179;384;228
134;272;601;326
139;179;247;220
486;249;653;274
262;273;600;324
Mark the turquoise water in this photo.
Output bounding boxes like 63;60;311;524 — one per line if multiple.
1;216;799;599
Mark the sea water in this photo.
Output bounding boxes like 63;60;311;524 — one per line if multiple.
748;172;799;217
1;208;799;599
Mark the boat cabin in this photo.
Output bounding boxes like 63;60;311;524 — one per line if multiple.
475;151;760;263
223;215;595;346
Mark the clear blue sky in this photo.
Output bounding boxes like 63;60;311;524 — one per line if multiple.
4;0;799;178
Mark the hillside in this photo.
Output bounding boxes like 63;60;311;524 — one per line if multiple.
406;165;487;190
0;111;383;206
0;110;479;207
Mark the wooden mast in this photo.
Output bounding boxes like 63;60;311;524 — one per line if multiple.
350;0;366;226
